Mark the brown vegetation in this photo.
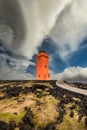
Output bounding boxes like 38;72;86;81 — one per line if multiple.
0;80;87;130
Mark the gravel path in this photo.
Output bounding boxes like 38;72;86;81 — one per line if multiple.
56;81;87;96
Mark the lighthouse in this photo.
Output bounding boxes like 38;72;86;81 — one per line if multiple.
36;51;50;80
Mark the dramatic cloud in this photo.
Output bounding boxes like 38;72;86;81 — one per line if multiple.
0;0;87;60
0;0;72;59
52;67;87;82
0;67;34;80
0;51;35;80
50;0;87;60
0;0;26;52
0;0;87;80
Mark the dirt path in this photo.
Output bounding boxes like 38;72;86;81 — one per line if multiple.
56;81;87;96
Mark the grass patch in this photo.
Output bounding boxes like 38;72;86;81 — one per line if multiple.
32;95;58;128
0;111;26;123
57;108;86;130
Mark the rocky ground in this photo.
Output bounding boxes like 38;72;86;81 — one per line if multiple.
66;81;87;90
0;80;87;130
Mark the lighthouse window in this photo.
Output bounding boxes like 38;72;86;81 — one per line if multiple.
48;73;50;77
44;65;46;68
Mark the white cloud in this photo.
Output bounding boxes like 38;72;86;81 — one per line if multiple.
0;53;35;80
50;0;87;60
51;67;87;82
0;0;87;61
0;67;34;80
18;0;72;58
9;57;35;70
0;0;72;59
0;0;87;80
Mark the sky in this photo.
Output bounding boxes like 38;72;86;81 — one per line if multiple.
0;0;87;81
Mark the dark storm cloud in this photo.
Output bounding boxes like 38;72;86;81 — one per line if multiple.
0;44;35;80
0;0;26;51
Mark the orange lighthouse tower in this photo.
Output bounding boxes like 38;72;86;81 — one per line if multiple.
36;51;50;80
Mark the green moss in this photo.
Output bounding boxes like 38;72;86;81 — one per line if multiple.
49;100;56;105
15;111;26;123
0;111;26;123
